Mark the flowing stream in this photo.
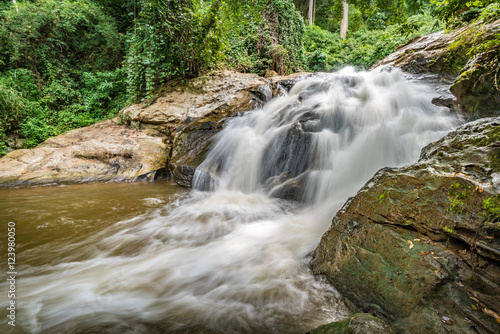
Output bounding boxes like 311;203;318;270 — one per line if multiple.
0;68;460;333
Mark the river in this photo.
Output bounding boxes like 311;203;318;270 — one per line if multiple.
0;68;460;333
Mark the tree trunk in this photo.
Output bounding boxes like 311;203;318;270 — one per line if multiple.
12;0;19;12
340;1;348;39
308;0;314;26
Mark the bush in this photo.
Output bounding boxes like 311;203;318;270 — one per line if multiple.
0;1;127;153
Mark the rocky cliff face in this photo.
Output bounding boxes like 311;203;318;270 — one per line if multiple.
0;70;309;188
311;117;500;333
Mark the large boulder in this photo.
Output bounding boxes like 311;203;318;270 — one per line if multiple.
0;120;169;187
312;117;500;334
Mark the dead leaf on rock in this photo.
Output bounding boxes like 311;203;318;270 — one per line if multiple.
482;308;500;323
468;296;500;322
421;251;429;255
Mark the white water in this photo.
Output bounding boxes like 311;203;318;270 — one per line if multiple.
1;68;460;333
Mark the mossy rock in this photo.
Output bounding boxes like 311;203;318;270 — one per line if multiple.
312;117;500;334
307;313;395;334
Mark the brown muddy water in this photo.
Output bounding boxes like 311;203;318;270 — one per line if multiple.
0;181;349;334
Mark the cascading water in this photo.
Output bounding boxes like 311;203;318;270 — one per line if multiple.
1;67;460;334
193;67;459;208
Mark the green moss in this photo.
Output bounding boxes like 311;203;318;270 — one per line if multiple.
440;24;499;78
469;126;500;147
489;153;500;172
378;190;388;203
483;195;500;221
443;226;454;234
308;317;351;334
447;182;469;215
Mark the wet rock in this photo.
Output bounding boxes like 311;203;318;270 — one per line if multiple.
373;19;500;117
262;123;313;182
307;313;395;334
432;96;461;112
147;70;311;188
268;173;308;202
372;28;467;76
450;49;500;117
0;120;169;187
312;117;500;334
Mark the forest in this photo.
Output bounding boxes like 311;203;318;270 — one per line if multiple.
0;0;499;154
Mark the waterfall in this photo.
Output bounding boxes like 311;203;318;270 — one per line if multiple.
1;67;459;334
193;67;458;206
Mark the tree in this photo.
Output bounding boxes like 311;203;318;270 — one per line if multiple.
308;0;314;25
340;0;348;38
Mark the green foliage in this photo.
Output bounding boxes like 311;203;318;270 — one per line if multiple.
124;0;205;101
476;2;500;22
430;0;499;27
447;182;470;215
270;0;305;73
0;0;127;152
294;0;433;33
125;0;305;100
483;195;500;222
304;12;440;71
0;0;121;75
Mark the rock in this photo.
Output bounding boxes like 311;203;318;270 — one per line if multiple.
265;69;279;78
450;49;500;117
307;313;395;334
162;71;310;188
0;70;311;188
119;70;268;134
372;30;462;75
373;19;500;117
312;117;500;334
0;120;169;187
